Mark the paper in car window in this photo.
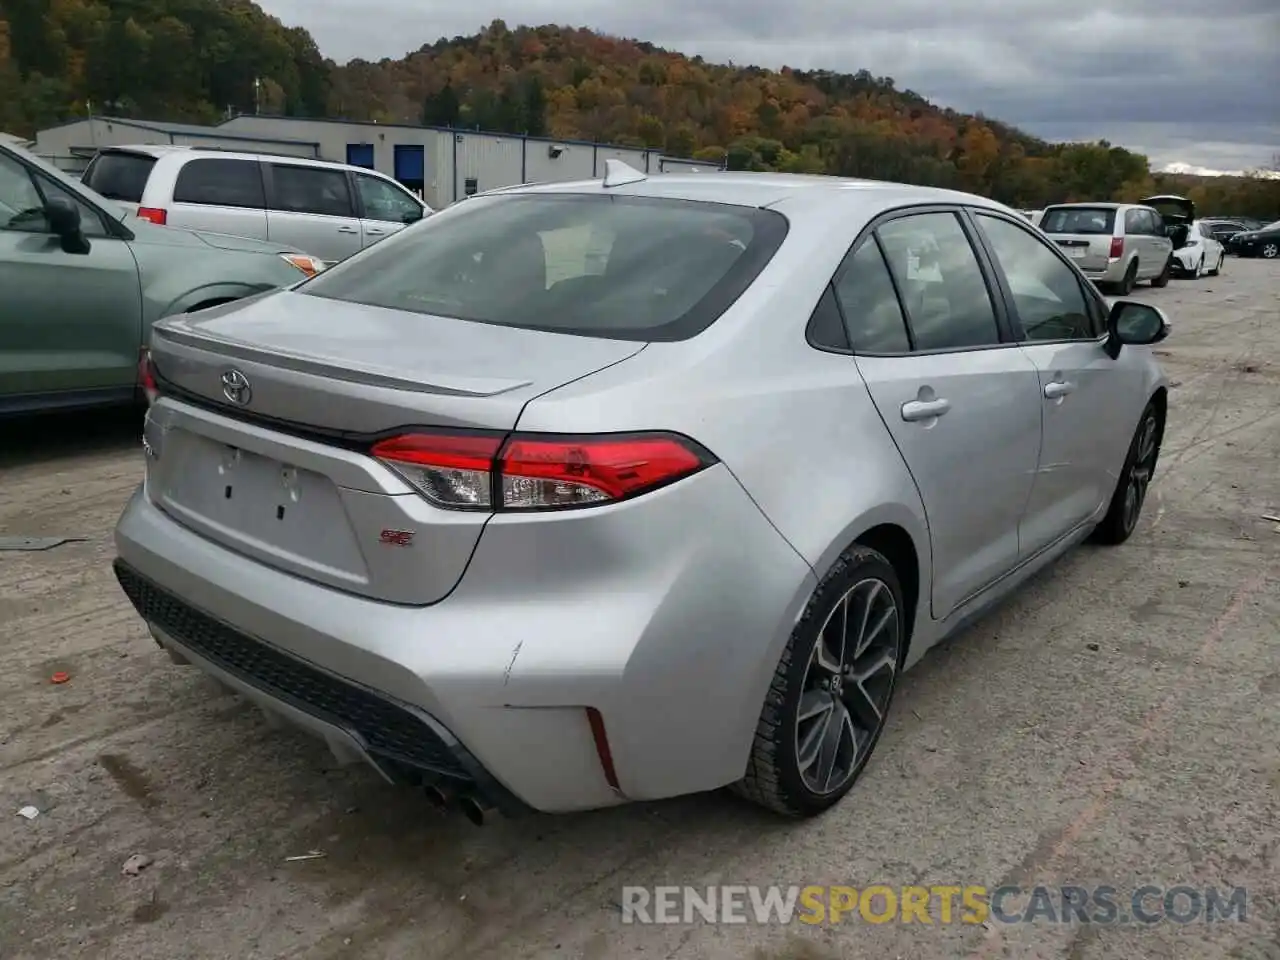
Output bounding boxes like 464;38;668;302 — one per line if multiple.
906;252;921;280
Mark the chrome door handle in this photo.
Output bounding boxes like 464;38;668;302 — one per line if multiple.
337;225;359;234
1044;380;1076;399
901;398;951;422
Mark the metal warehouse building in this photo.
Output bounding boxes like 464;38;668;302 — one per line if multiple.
35;114;718;209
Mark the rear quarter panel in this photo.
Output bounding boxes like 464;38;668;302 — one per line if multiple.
128;241;301;325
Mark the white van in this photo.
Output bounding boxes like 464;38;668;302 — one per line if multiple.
81;145;431;264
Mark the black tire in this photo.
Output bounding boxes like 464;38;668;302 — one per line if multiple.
1208;253;1222;277
1150;256;1172;288
1090;401;1163;546
1117;260;1138;296
733;545;906;817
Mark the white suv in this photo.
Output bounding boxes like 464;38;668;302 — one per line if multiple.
81;146;431;264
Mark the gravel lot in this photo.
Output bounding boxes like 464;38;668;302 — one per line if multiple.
1;260;1277;960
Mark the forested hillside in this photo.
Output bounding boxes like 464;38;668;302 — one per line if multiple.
2;5;1277;216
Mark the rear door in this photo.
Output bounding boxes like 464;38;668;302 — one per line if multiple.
263;162;363;263
969;209;1139;555
840;208;1044;618
0;149;142;408
165;157;269;241
352;171;425;249
1039;206;1116;273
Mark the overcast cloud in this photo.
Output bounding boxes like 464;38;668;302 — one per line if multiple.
260;0;1280;172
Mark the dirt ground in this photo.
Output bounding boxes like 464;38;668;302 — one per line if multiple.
1;261;1278;960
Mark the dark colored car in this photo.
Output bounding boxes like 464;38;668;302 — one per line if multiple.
1201;220;1248;247
1230;221;1280;259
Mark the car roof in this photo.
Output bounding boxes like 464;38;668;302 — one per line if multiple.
1042;202;1134;210
481;170;1015;216
103;144;395;177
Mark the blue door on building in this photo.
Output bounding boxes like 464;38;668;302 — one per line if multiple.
346;143;375;169
393;145;425;187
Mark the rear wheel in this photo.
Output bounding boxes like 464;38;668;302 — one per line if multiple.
1193;256;1204;279
1151;256;1172;288
1116;260;1138;296
1208;252;1223;276
1090;401;1163;546
734;546;905;818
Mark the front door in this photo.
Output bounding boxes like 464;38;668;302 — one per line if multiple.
838;210;1044;618
353;172;423;250
969;210;1141;556
0;150;141;408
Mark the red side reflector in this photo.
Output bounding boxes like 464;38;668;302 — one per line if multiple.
1109;236;1124;259
585;707;621;791
138;348;158;405
137;206;167;225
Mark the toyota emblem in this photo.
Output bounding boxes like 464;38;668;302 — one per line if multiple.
221;369;252;406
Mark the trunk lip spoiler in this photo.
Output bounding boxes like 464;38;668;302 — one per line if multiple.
151;322;534;398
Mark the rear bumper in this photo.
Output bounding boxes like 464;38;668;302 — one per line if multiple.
112;465;813;814
1078;258;1126;284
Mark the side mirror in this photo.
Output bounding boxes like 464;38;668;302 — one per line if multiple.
45;197;89;254
1105;300;1170;358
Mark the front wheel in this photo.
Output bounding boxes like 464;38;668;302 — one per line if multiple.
733;546;905;818
1090;402;1163;546
1262;242;1279;259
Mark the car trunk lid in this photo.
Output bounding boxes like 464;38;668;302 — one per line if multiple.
144;290;645;604
1141;194;1195;225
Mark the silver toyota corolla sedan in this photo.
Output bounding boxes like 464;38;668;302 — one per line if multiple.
113;162;1171;823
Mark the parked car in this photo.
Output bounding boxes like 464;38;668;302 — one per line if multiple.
1037;199;1174;294
0;141;325;416
1169;221;1226;277
1200;219;1249;248
80;145;431;265
1229;220;1280;259
113;163;1171;822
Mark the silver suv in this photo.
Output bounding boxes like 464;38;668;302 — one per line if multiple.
81;146;431;264
1037;198;1175;294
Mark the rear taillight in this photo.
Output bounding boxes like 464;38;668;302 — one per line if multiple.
138;348;159;405
370;431;716;511
137;206;167;225
1109;237;1124;259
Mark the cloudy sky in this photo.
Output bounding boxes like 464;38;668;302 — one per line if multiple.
260;0;1279;173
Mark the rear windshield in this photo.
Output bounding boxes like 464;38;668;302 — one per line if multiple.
82;151;155;203
1039;207;1116;235
299;193;789;341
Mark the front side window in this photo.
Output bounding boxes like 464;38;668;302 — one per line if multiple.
0;152;47;231
301;193;787;341
833;237;911;353
0;152;107;237
975;213;1094;341
270;165;353;218
173;158;265;209
875;212;1001;351
356;174;422;223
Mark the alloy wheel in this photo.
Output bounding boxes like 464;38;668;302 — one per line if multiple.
1123;412;1160;534
1263;242;1278;259
795;577;900;795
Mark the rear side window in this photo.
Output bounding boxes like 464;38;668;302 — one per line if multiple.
82;152;155;202
173;158;264;208
1039;207;1117;235
833;238;911;354
269;164;354;218
300;193;789;342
